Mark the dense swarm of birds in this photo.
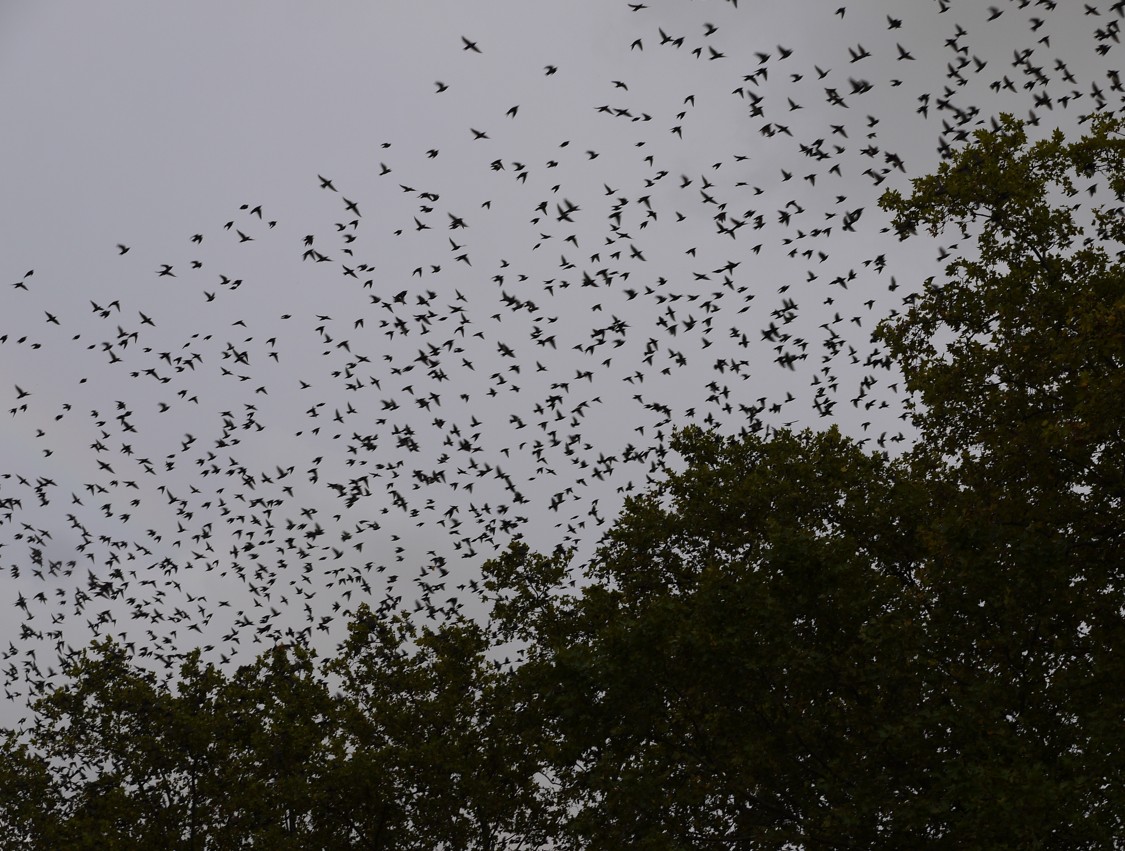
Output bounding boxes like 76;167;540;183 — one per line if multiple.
3;0;1124;709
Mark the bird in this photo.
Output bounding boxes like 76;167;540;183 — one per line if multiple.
0;0;1104;737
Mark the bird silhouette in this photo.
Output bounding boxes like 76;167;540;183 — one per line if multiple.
1;0;1111;724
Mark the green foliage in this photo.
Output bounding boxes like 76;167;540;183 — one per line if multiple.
1;611;551;849
503;427;933;849
879;113;1125;495
3;115;1124;848
872;112;1125;847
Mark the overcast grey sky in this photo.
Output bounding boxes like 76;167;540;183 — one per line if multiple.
1;0;1120;719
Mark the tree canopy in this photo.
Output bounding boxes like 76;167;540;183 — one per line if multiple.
3;115;1123;848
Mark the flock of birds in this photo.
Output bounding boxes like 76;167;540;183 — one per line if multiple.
3;0;1123;712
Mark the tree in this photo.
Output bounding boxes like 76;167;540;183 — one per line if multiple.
323;606;553;849
488;113;1125;848
3;115;1124;848
0;614;545;850
487;428;932;849
873;112;1125;846
0;639;342;849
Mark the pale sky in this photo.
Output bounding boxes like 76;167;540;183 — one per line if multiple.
1;0;1120;721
